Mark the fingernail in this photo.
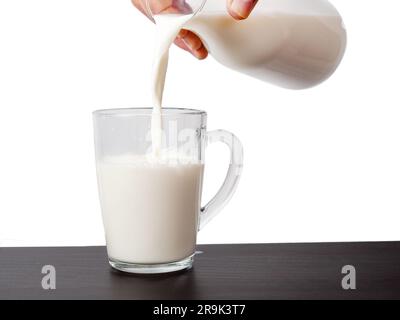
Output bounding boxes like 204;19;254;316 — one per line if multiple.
193;49;205;60
230;0;257;19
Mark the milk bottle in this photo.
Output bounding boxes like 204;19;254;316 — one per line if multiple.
150;0;347;152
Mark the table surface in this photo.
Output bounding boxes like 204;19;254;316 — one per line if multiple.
1;242;400;300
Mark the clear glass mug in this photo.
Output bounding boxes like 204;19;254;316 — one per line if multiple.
143;0;347;89
93;108;243;274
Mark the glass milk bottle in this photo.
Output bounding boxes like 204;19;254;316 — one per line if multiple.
145;0;347;89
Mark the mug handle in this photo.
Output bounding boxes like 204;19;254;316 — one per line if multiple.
199;130;244;230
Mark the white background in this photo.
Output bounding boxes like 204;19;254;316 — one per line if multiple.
0;0;399;246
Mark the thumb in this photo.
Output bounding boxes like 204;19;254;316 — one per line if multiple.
227;0;258;20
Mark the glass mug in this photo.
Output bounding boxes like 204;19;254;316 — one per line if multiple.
93;108;243;273
143;0;347;89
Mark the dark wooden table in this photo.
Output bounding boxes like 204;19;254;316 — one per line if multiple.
0;242;400;300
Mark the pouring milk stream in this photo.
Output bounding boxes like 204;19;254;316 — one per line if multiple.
151;14;194;157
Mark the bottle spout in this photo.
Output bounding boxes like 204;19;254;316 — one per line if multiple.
144;0;206;22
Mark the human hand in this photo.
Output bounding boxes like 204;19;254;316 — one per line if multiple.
131;0;258;60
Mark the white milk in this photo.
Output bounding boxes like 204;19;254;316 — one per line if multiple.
97;155;204;264
186;13;346;89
